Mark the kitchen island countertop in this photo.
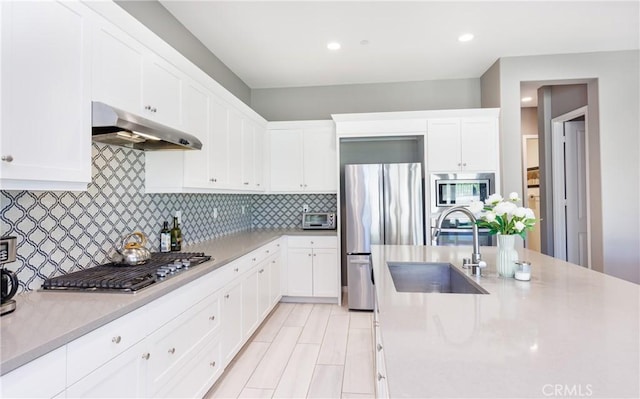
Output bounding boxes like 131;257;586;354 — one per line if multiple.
0;228;336;375
372;244;639;398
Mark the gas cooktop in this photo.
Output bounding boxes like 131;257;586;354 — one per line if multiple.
42;252;212;293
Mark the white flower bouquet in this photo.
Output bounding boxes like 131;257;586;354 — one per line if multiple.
468;192;536;239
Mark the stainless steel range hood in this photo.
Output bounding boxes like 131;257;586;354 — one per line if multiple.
91;101;202;151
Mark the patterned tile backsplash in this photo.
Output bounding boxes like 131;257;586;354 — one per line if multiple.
0;143;336;292
252;194;337;228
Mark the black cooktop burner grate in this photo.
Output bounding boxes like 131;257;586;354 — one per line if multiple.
42;252;211;293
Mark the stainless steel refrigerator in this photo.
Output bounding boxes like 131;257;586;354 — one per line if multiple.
344;163;424;310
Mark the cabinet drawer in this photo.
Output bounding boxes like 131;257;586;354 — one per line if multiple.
287;236;337;249
148;292;221;387
155;332;222;399
0;346;66;398
66;300;166;385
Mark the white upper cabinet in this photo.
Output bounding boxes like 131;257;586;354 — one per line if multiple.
303;127;337;192
181;80;211;189
268;122;337;193
141;54;182;129
0;0;92;191
227;108;244;189
269;129;304;192
92;18;183;130
427;118;498;172
92;20;143;114
209;97;230;188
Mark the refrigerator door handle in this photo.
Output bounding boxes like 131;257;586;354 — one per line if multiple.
370;264;375;285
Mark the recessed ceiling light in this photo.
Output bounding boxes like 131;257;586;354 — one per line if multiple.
521;96;533;102
327;42;341;50
458;33;474;42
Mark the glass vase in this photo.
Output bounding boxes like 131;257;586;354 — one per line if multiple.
496;234;518;278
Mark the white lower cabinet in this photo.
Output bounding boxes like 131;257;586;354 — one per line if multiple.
0;239;284;399
285;236;339;298
65;340;149;398
221;279;243;365
0;346;66;399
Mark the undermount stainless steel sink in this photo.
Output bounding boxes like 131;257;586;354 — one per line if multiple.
387;262;489;294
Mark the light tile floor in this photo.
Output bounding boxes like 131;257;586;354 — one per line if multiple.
206;299;375;399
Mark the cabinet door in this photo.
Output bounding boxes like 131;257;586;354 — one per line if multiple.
303;127;337;192
65;340;149;398
92;21;143;114
241;120;255;189
182;81;211;188
286;248;313;296
241;267;259;339
253;125;265;191
269;255;282;306
460;119;498;171
312;248;339;297
142;54;182;128
209;97;230;188
0;0;91;189
257;260;271;319
227;108;244;188
427;120;462;171
222;281;243;364
269;130;304;191
0;346;66;399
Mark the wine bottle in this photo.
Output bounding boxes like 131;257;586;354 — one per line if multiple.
170;216;182;252
160;221;171;253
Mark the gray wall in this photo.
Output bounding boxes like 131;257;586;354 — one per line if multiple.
480;60;501;109
114;0;251;105
251;78;481;121
482;50;640;284
520;107;538;135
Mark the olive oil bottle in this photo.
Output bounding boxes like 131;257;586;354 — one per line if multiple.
170;216;182;251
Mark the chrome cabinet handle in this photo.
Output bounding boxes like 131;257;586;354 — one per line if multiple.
234;267;239;272
313;253;316;257
265;250;270;254
243;182;249;185
252;257;257;262
210;178;218;182
168;348;176;354
152;108;157;113
1;155;13;162
310;241;314;244
112;336;122;344
377;344;383;352
210;361;216;367
259;269;264;273
225;294;230;299
299;184;303;187
377;373;385;381
209;315;216;321
142;353;151;360
308;253;311;257
145;105;151;110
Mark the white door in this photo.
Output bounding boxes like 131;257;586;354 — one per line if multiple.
303;127;337;192
286;248;313;296
269;130;304;191
312;248;339;297
427;120;462;171
564;121;588;267
209;98;230;187
182;81;210;188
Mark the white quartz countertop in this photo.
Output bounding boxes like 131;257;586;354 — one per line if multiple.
372;245;640;398
0;228;336;375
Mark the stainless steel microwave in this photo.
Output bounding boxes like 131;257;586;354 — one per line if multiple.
302;212;336;230
430;173;495;214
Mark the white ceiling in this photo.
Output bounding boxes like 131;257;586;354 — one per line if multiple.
160;1;639;90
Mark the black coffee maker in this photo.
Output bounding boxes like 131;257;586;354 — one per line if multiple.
1;236;18;316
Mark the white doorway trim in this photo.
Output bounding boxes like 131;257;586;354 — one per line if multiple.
521;134;538;249
551;105;591;268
